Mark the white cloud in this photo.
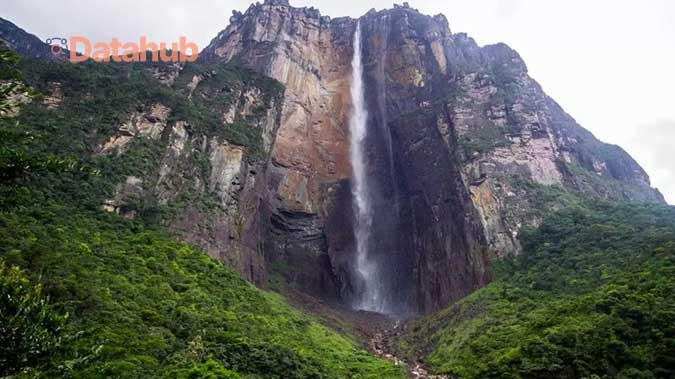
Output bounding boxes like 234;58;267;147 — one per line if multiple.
626;120;675;204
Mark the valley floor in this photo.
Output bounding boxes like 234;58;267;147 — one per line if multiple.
279;288;448;379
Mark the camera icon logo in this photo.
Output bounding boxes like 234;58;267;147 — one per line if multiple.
46;37;68;56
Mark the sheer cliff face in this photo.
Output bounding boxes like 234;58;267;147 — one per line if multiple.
202;1;491;313
200;0;663;314
204;1;360;305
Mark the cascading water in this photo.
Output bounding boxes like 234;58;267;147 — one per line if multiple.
349;21;388;313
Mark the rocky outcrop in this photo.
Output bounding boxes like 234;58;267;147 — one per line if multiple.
98;69;283;285
100;103;170;154
41;82;63;109
0;80;32;117
447;38;664;255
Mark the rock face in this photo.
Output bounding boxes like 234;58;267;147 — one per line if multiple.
97;65;284;286
202;0;360;304
1;4;664;315
201;0;664;314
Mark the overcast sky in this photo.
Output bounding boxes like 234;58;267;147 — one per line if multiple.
3;0;675;203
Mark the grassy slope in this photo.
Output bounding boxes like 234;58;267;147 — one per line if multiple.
397;201;675;379
0;56;404;378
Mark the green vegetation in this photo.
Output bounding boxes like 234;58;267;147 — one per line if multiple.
0;52;402;378
563;160;656;203
172;62;284;162
16;55;281;164
0;260;66;376
457;125;510;157
398;201;675;379
0;53;282;225
0;203;402;378
503;176;582;221
0;43;25;115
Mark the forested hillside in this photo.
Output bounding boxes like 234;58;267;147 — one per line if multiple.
397;196;675;379
0;47;403;379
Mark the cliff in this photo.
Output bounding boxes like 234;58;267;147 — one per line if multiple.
200;0;663;313
0;1;664;315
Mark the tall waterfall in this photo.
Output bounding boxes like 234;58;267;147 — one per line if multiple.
350;21;387;313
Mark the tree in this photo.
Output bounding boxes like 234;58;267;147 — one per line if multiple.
0;40;26;115
0;260;67;376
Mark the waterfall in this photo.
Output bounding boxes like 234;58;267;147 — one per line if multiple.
350;21;388;313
